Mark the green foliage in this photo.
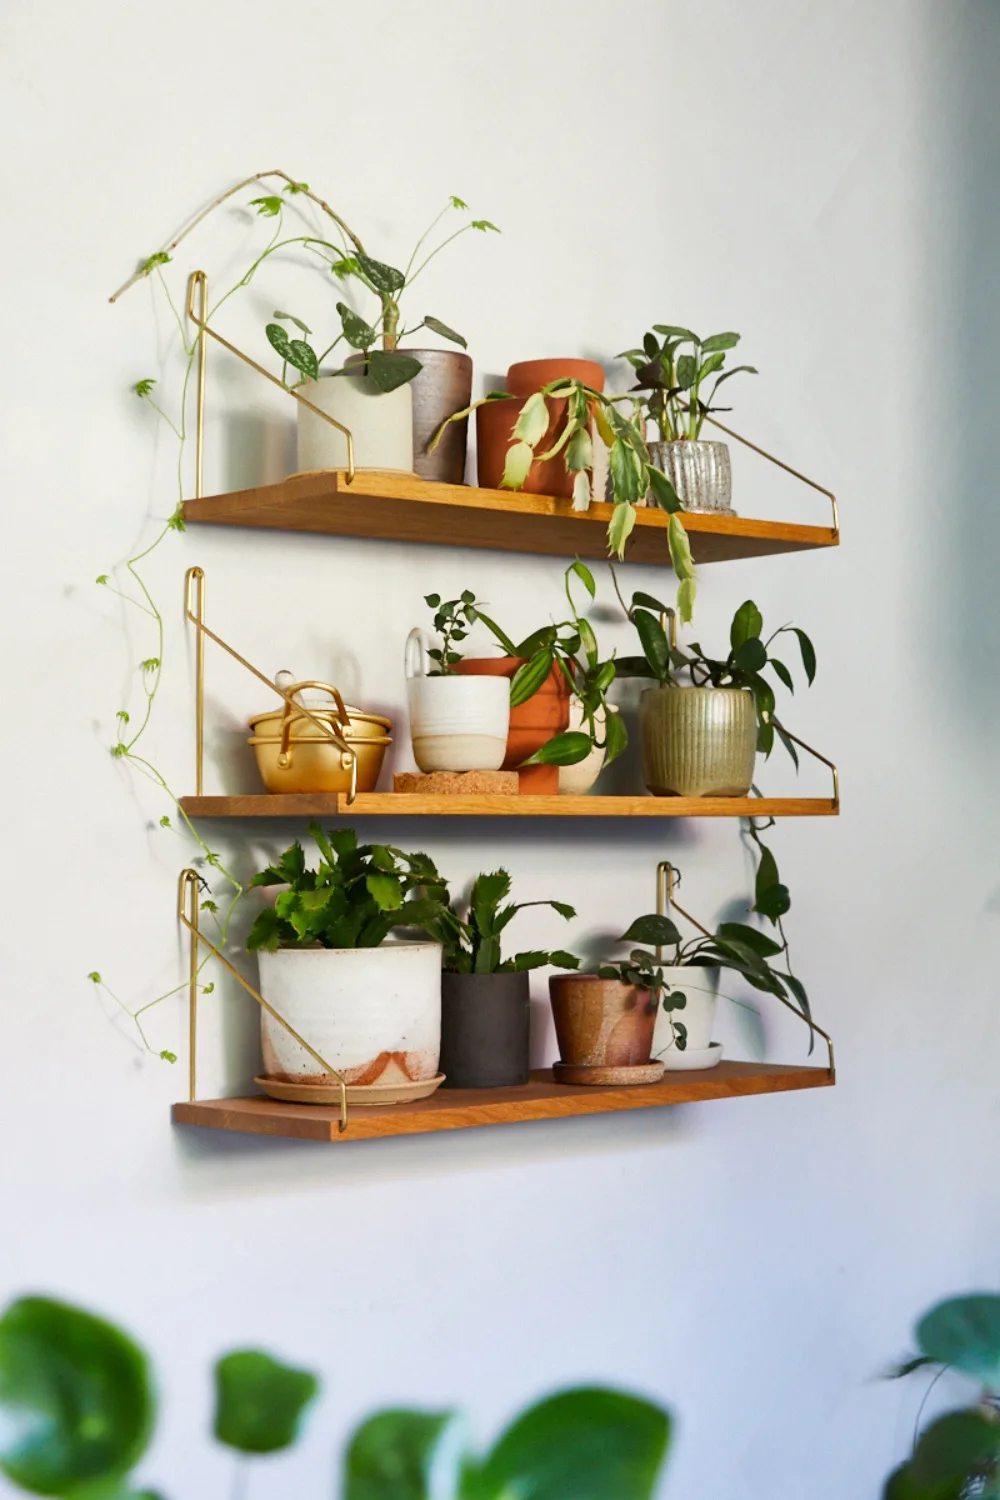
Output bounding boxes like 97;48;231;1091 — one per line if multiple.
213;1350;319;1454
132;379;156;398
424;590;481;673
620;324;757;441
139;252;170;276
0;1297;153;1495
918;1297;1000;1387
615;591;816;767
415;867;578;975
245;824;449;952
0;1295;674;1499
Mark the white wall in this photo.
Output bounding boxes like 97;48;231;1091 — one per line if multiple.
1;1;998;1495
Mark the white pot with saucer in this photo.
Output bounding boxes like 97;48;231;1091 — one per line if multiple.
651;965;722;1070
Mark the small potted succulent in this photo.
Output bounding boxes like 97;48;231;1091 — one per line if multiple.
405;592;510;773
615;586;816;797
246;825;449;1095
418;868;578;1088
261;194;498;480
618;324;757;513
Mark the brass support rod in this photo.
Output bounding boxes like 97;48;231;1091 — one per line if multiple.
189;270;207;499
183;567;357;803
654;860;835;1079
767;715;839;809
177;871;349;1132
184;272;356;485
178;869;201;1101
188;566;206;796
699;411;840;535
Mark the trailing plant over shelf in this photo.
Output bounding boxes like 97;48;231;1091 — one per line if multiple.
430;383;698;620
418;868;579;974
246;824;449;952
613;583;817;761
883;1291;1000;1497
0;1293;673;1500
618;325;757;442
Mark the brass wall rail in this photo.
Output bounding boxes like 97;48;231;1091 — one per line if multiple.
700;412;839;535
655;860;835;1078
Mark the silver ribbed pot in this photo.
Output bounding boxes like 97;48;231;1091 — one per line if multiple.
648;440;733;513
640;686;756;797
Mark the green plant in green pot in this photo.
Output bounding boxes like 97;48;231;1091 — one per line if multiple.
417;868;579;1089
0;1293;674;1498
246;825;451;1100
614;583;816;798
883;1292;1000;1497
619;323;757;515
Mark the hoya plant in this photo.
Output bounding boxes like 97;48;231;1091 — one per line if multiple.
0;1294;673;1500
262;191;499;394
885;1293;1000;1497
245;824;449;952
418;868;579;974
615;585;817;761
618;325;757;443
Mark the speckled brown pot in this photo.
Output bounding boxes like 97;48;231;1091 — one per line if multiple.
549;976;658;1068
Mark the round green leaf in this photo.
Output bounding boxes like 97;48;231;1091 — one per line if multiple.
917;1296;1000;1385
344;1409;456;1500
619;913;681;947
732;638;767;673
912;1409;1000;1486
0;1297;154;1495
213;1350;319;1455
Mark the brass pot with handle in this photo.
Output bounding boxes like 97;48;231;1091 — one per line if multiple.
248;681;392;795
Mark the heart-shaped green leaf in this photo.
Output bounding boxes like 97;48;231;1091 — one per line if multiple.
619;913;681;947
214;1350;319;1454
336;302;377;351
355;254;405;294
368;350;422;392
287;339;318;382
917;1296;1000;1385
344;1409;456;1500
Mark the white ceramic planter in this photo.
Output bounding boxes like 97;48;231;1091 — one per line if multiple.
296;372;414;474
557;701;618;795
405;629;509;771
651;965;720;1063
257;942;442;1085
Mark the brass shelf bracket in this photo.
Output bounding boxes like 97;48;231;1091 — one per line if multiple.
700;411;839;535
656;860;835;1079
184;270;356;499
177;869;349;1131
765;715;839;810
184;566;358;803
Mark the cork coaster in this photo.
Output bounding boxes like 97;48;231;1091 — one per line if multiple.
393;770;519;795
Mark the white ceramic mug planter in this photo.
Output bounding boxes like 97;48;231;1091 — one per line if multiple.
257;941;442;1085
296;372;414;474
651;965;722;1069
405;629;509;772
557;701;618;795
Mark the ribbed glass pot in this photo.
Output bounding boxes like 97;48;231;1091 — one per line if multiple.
648;439;733;513
640;686;757;797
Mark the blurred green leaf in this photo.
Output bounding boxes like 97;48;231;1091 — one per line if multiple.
730;601;763;653
355;255;405;294
619;914;681;947
911;1409;1000;1486
344;1409;456;1500
608;502;636;558
918;1296;1000;1385
522;731;592;766
510;651;554;707
368;350;422;392
501;440;534;490
700;331;741;353
513;392;549;447
336;303;377;351
422;315;467;348
647;467;681;513
213;1350;319;1455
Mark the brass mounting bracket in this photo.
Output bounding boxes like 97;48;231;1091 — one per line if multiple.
656;860;835;1079
184;565;357;801
700;411;839;535
177;869;349;1131
185;269;356;499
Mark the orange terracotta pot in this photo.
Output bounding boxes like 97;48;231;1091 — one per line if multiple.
549;976;659;1068
455;656;570;793
477;358;606;497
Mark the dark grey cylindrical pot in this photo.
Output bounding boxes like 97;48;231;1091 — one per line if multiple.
440;971;530;1088
405;349;473;484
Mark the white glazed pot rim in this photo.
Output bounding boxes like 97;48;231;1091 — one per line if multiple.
262;941;443;958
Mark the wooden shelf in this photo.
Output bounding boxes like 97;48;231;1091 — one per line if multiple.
182;471;838;566
172;1062;833;1143
180;793;838;819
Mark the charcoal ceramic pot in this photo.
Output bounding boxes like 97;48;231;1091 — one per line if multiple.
439;971;531;1088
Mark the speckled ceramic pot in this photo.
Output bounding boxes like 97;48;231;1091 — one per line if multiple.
549;976;658;1068
648;439;733;513
640;686;757;797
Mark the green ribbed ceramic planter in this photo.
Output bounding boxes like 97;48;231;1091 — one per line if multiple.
640;686;757;797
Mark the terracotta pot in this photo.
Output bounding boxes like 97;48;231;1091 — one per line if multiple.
549;975;658;1068
477;358;606;497
455;656;571;793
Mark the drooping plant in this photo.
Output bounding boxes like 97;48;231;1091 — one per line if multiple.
618;325;757;442
0;1294;674;1499
417;868;579;974
245;824;449;952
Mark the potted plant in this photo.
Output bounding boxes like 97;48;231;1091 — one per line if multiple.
883;1292;1000;1497
475;358;607;497
259;192;499;480
417;868;578;1088
405;591;510;773
618;324;757;513
614;586;817;797
246;825;449;1096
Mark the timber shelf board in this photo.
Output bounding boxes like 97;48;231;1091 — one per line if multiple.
179;793;838;819
181;471;838;566
172;1062;834;1143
